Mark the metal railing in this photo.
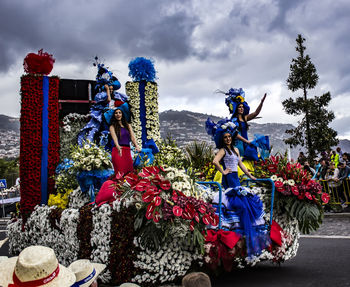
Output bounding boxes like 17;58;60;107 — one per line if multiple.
319;178;350;205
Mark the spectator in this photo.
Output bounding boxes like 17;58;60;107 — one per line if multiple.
0;245;76;286
314;159;328;180
330;150;340;167
336;146;343;157
342;153;350;167
69;259;106;287
303;161;315;176
325;161;340;188
182;272;212;287
334;161;350;209
297;151;307;165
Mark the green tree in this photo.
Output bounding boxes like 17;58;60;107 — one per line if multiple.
0;157;19;187
283;34;338;160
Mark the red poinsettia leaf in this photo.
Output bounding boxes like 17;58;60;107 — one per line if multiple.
291;186;299;196
305;192;313;200
142;191;155;203
145;210;153;220
202;214;211;225
147;185;159;195
210;214;219;226
138;171;151;178
154;196;162;206
199;205;207;214
147;203;156;213
321;193;330;204
274;181;284;188
153;211;161;223
160;180;171;190
173;206;183;217
194;212;200;223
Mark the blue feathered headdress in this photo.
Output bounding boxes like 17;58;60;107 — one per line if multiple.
225;88;250;116
206;118;238;149
128;57;156;82
93;56;121;91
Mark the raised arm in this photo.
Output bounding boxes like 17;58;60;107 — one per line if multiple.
246;93;266;121
104;84;112;103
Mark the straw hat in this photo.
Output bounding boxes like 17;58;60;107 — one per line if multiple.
68;259;106;287
0;245;76;287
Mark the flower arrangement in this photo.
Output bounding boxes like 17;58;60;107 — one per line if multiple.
153;139;186;169
255;154;326;233
60;113;89;160
48;189;73;209
70;141;112;172
116;166;218;254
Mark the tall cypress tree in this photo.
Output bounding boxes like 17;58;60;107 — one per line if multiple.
283;34;338;160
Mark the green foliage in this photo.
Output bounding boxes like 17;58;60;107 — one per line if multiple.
183;141;214;171
153;137;186;169
284;196;323;234
283;34;338;160
0;157;19;187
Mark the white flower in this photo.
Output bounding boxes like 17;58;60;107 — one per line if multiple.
270;175;278;181
288;179;295;186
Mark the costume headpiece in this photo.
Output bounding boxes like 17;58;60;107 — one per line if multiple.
206;118;238;149
103;102;131;125
93;56;121;91
225;88;250;116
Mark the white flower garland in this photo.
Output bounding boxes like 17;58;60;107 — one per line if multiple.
126;82;142;147
132;237;202;284
90;203;112;283
68;187;90;209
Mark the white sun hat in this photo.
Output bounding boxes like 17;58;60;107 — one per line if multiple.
68;259;106;287
0;245;76;287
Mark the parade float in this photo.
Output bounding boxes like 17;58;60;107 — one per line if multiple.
7;51;330;286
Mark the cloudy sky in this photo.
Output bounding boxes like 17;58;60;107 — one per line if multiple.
0;0;349;139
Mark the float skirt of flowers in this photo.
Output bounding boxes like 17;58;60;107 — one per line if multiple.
20;74;60;218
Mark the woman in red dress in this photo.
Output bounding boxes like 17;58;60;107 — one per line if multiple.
109;105;141;175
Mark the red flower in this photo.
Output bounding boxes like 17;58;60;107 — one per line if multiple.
145;211;153;220
194;212;200;223
210;214;219;226
153;211;161;223
142;191;155;203
267;164;277;173
134;178;151;191
291;186;299;196
173;206;183;217
189;221;195;231
125;173;139;186
321;193;330;204
154;196;162;206
305;192;313;200
202;214;211;225
172;190;178;202
151;174;163;186
160;180;171;190
147;203;156;213
198;205;206;214
146;185;159;195
275;181;284;188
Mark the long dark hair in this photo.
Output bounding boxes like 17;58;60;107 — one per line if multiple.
110;109;130;138
233;103;249;132
222;133;239;157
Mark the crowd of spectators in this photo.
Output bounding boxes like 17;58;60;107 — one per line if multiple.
297;147;350;209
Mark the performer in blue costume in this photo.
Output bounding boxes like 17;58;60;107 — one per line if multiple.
78;58;128;148
223;88;268;160
210;123;270;258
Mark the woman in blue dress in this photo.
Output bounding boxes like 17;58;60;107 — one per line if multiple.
212;130;270;257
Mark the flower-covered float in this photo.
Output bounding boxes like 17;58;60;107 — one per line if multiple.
8;53;330;286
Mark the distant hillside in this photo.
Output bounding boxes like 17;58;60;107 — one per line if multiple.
0;112;349;160
159;110;350;160
0;115;19;131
